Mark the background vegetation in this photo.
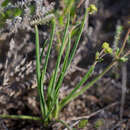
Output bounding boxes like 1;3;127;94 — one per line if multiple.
0;0;130;129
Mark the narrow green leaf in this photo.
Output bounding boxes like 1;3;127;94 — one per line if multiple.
67;8;88;69
40;20;56;85
55;33;71;96
35;25;48;118
53;33;71;119
44;13;70;120
35;25;41;86
0;114;41;121
41;20;56;117
49;12;70;97
40;39;48;63
47;71;55;100
35;25;45;117
56;8;88;109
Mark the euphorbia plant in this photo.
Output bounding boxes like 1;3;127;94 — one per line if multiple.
0;6;130;129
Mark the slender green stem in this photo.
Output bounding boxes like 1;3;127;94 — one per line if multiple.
35;25;47;118
0;114;42;121
67;8;88;68
40;20;56;119
51;12;70;93
35;25;41;89
40;39;48;63
46;9;88;118
40;20;56;85
54;9;88;98
54;34;71;119
55;33;71;96
44;14;70;121
53;9;88;112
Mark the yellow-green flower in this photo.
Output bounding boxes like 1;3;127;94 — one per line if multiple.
88;4;97;14
102;42;113;54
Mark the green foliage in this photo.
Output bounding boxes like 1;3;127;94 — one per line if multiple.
14;8;23;17
1;0;9;7
34;9;92;124
7;8;22;17
0;14;6;28
63;0;75;15
116;25;123;33
0;6;22;28
115;47;120;56
119;57;128;62
78;119;88;128
29;5;35;15
95;119;104;129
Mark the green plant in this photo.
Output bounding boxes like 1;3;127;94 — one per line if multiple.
0;6;130;129
95;119;104;129
78;119;88;128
